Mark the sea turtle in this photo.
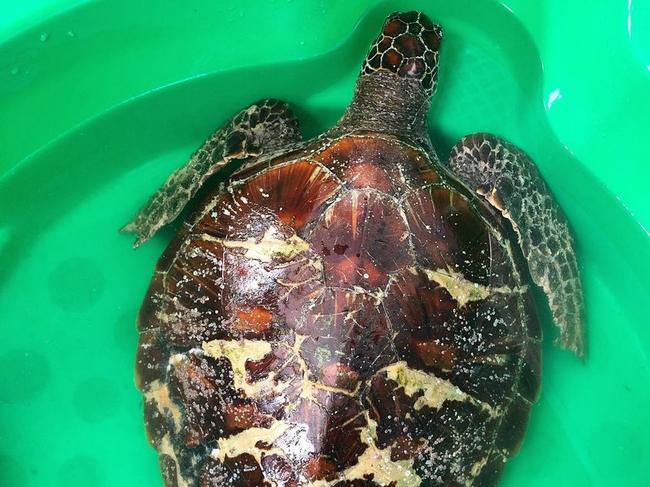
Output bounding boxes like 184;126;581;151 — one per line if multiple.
123;11;584;487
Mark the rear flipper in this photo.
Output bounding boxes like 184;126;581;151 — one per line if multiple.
447;133;585;357
122;99;301;247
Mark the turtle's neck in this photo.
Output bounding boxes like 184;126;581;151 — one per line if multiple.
335;71;431;144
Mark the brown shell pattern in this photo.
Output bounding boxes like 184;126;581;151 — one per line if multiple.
136;135;541;487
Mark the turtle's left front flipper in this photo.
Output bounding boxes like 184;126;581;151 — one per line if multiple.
122;99;301;247
447;133;585;357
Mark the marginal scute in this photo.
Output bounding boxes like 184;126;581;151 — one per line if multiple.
167;351;231;447
159;454;180;487
136;329;167;389
143;398;169;448
138;272;166;331
157;238;228;346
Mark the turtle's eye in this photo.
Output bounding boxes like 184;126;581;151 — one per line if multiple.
363;11;443;96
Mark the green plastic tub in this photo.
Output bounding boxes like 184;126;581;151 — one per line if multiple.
1;1;648;486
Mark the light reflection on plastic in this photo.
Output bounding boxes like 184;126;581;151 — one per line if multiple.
547;88;562;110
628;0;633;37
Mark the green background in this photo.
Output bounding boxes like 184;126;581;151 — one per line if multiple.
0;1;648;486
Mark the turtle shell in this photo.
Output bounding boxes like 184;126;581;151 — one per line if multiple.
135;133;541;487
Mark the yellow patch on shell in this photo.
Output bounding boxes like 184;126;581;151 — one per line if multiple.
419;266;524;307
202;227;309;262
212;419;291;464
381;361;497;416
420;267;491;307
201;339;272;396
144;379;183;432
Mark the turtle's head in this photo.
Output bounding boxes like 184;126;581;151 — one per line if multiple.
362;11;443;98
338;12;443;141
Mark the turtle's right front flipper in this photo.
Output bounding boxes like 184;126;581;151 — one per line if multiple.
121;99;301;247
447;133;585;357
